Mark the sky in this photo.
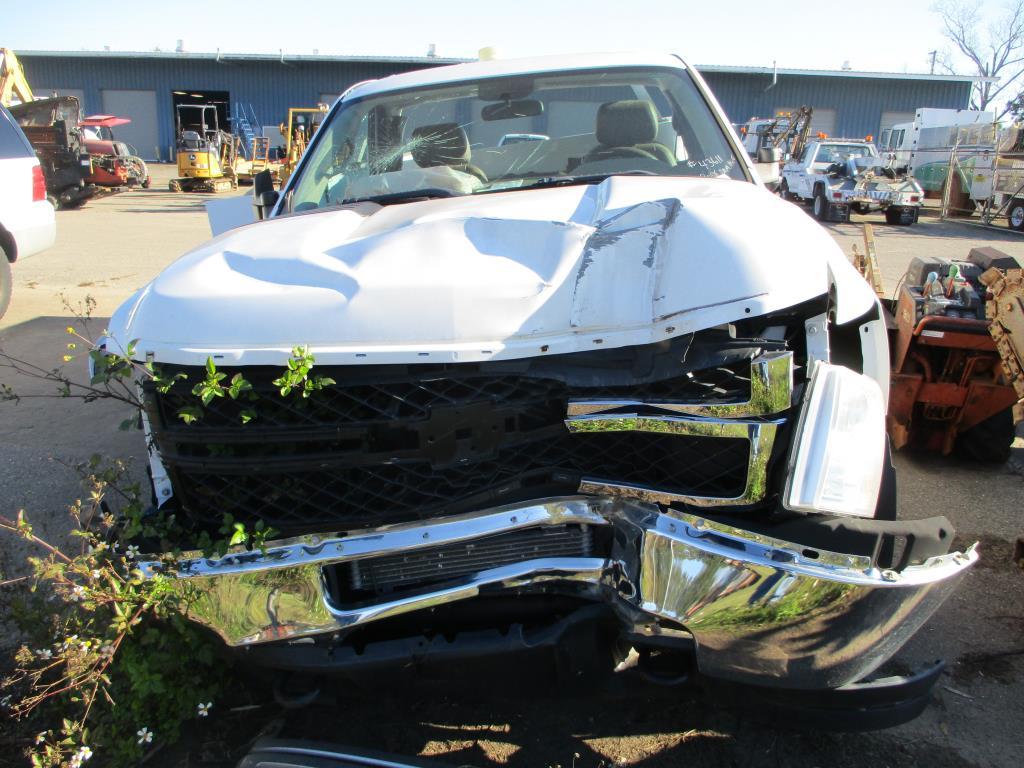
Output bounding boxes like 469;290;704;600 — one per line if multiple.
1;0;981;74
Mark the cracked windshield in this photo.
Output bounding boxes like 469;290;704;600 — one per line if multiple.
289;67;746;211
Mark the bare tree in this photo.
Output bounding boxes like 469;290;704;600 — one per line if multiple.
933;0;1024;118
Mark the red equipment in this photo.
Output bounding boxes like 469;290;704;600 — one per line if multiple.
81;114;150;188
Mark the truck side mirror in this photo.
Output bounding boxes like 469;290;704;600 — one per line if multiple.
757;147;782;163
252;170;279;220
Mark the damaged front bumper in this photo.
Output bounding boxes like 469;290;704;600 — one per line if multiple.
141;497;975;693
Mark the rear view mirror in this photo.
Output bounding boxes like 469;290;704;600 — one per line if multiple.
481;100;544;121
252;170;279;220
478;77;535;101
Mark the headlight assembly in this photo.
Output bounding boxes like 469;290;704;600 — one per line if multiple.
783;361;886;518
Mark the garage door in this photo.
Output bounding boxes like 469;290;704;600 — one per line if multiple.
776;106;836;137
880;110;915;133
101;89;159;160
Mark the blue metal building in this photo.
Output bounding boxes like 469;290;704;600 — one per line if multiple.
16;50;976;161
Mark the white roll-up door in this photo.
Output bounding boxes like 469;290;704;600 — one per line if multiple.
776;106;837;137
101;89;159;160
880;110;915;134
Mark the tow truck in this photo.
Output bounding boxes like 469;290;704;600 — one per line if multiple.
780;138;923;225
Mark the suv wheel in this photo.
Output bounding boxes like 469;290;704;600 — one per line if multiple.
0;246;12;321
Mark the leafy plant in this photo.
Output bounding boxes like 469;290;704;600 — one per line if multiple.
0;298;326;765
272;345;336;398
0;459;228;767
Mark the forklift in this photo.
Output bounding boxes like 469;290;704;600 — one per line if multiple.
169;104;237;192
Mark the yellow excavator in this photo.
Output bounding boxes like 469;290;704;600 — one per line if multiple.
0;47;34;106
169;104;237;193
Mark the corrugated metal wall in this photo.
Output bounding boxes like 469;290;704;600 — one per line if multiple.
19;55;450;160
19;54;973;160
700;71;972;138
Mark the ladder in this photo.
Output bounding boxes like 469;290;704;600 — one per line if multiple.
231;103;262;160
250;136;270;171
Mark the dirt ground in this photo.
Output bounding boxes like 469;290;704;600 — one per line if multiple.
1;167;1023;767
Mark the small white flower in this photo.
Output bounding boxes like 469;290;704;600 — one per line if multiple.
197;701;212;717
125;545;140;559
136;727;153;745
74;746;93;763
91;569;102;580
70;585;87;601
36;648;53;660
99;644;115;657
35;731;46;745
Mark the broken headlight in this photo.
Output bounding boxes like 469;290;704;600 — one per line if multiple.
783;361;886;518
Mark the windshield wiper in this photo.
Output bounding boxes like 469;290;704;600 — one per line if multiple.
514;170;658;192
337;188;457;206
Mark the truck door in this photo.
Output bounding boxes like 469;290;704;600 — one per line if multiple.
791;144;815;197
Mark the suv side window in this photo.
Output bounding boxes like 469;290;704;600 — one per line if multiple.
0;106;34;160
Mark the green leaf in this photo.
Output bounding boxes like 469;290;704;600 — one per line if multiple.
177;405;203;424
229;522;248;546
206;357;217;376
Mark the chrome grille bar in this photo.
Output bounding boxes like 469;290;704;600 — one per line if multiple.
566;351;792;418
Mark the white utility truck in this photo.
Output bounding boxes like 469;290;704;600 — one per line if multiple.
780;138;923;224
879;108;995;198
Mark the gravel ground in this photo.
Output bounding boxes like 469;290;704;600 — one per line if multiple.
1;169;1022;767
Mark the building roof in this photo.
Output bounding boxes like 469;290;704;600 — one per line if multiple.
15;49;468;65
15;49;992;83
696;63;991;83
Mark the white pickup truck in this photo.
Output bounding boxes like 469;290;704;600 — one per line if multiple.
105;52;973;725
780;139;923;225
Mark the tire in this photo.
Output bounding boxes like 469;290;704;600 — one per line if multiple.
813;189;829;221
885;207;902;225
0;248;12;321
1008;199;1024;231
779;179;792;201
46;194;59;210
955;409;1016;464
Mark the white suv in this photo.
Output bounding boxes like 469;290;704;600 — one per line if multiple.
0;104;56;320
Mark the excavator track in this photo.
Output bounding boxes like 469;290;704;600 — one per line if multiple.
981;266;1024;400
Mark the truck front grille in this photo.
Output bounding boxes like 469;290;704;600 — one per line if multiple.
144;351;787;536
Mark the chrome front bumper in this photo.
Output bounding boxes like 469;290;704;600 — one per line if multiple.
142;497;975;691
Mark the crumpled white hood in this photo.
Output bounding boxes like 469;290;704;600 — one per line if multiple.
109;176;875;365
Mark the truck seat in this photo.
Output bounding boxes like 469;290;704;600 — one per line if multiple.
586;100;673;164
